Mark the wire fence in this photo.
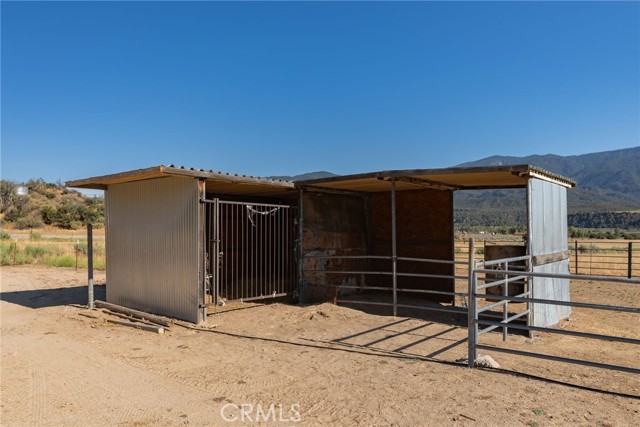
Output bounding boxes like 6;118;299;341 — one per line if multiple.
455;239;639;278
0;237;106;270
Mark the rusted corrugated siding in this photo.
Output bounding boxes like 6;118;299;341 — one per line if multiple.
105;176;200;322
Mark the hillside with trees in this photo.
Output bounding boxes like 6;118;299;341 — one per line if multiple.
0;179;103;230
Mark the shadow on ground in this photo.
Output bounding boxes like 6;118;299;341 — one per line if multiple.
0;284;106;309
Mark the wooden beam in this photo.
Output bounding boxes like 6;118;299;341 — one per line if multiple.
106;319;165;334
94;300;172;327
378;176;460;191
532;251;571;267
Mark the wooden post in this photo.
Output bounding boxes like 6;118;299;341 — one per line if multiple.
13;239;17;265
574;240;579;275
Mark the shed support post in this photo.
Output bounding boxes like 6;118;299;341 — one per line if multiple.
297;188;305;303
87;223;94;309
200;179;207;322
467;238;477;368
390;178;398;317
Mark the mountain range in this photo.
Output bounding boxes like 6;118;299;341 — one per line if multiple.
281;146;640;229
456;146;640;212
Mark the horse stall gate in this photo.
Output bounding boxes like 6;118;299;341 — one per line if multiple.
204;198;297;307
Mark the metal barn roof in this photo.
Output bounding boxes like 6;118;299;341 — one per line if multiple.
296;165;575;193
67;164;575;197
67;165;296;197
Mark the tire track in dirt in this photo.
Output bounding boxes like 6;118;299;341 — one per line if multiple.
10;330;213;426
28;363;46;427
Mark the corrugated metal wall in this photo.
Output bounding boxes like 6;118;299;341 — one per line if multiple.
528;179;571;327
105;176;201;323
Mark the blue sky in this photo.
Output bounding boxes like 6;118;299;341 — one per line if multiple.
1;1;639;184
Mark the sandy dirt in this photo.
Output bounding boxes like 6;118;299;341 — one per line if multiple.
1;266;638;426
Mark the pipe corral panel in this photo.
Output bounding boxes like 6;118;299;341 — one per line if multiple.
105;176;201;323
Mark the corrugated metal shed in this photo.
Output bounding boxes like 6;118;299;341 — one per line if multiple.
106;176;202;323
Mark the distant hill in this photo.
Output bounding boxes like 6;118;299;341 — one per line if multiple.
455;147;640;228
0;179;103;230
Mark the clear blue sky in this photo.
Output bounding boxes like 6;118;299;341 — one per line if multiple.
1;1;639;184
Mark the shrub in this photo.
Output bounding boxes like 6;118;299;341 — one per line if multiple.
74;242;105;256
30;232;42;240
45;255;76;268
24;245;51;258
14;215;44;230
0;230;10;240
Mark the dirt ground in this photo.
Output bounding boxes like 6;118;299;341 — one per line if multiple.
1;266;638;426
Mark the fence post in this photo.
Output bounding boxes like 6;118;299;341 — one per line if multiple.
467;238;477;368
574;240;579;275
503;261;509;342
13;239;17;266
87;224;94;309
629;242;633;279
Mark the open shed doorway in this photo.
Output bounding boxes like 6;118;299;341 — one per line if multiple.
203;197;298;308
299;184;461;322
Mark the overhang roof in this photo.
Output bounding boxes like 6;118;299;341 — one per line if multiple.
67;165;296;197
297;165;575;193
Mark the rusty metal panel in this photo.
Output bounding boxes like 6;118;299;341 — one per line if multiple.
105;176;200;322
528;179;571;327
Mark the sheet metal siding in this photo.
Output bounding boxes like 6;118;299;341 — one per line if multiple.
106;177;200;322
528;179;571;327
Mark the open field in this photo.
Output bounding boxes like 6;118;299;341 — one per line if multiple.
1;266;638;426
454;238;640;278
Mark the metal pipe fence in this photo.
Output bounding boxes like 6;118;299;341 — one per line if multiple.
467;243;640;375
455;239;639;278
303;254;468;315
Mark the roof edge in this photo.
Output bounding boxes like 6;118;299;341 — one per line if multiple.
67;165;295;190
296;164;576;188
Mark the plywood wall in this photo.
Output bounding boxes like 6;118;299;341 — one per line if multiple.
369;188;454;303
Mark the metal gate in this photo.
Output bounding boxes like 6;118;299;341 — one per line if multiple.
204;199;297;306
